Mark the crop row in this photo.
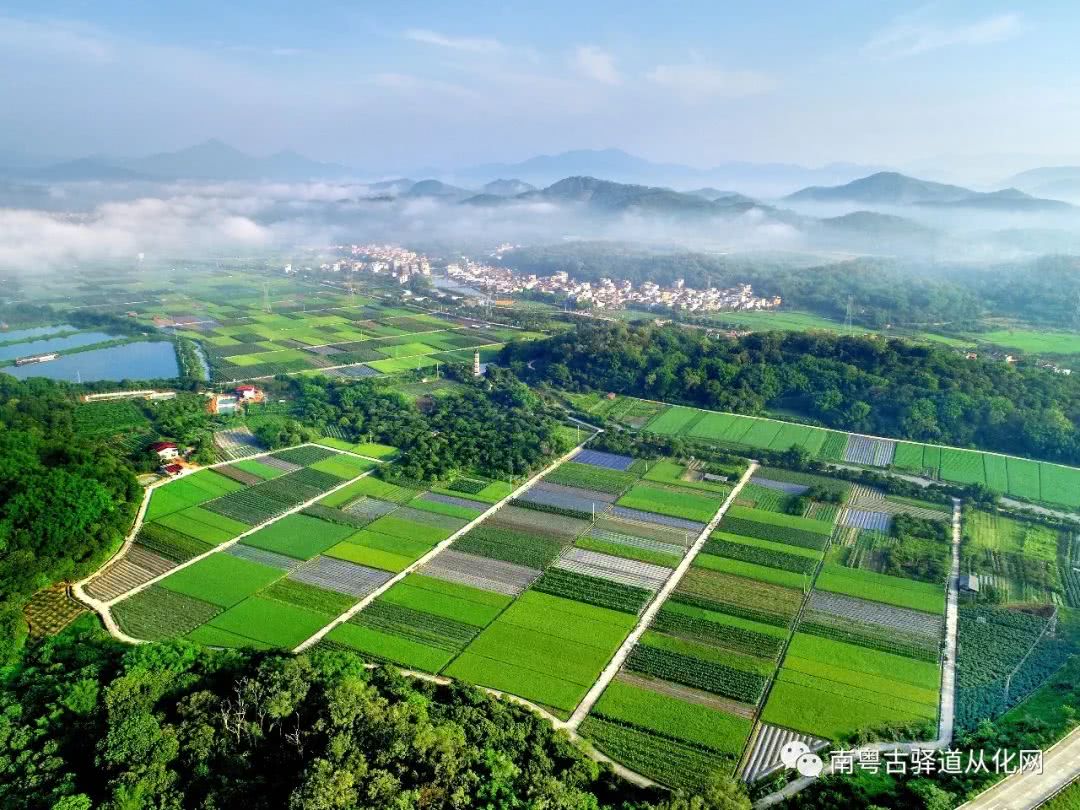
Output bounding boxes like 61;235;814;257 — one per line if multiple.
798;612;939;662
301;503;373;528
718;516;830;550
703;538;817;574
351;601;479;652
112;586;221;641
269;445;338;466
653;606;784;659
675;568;803;626
136;523;213;563
578;716;724;791
533;568;652;614
262;578;355;616
453;525;566;570
545;461;637;495
510;497;594;521
626;645;766;704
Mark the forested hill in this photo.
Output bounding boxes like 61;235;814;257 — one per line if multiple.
0;621;746;810
501;323;1080;465
0;377;141;662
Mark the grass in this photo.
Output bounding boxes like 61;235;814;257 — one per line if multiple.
591;679;752;755
641;460;732;494
261;578;356;615
320;475;414;507
966;510;1059;561
616;483;720;523
145;470;245;520
205;596;334;648
724;505;834;535
231;459;284;480
786;632;940;689
158;553;283;608
308;454;376;479
761;675;932;741
444;591;635;711
154;506;250;544
364;514;455;544
325;540;420;573
1041;463;1080;509
815;564;946;614
407;496;483;521
693;554;810;590
783;653;939;707
187;624;273;649
241;513;356;560
575;535;682;568
352;442;399;459
326;622;455;671
378;574;511;626
973;327;1080;356
645;406;701;436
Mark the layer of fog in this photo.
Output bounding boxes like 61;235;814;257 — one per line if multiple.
3;178;1080;275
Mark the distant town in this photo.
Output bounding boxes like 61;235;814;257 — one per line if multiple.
307;243;782;314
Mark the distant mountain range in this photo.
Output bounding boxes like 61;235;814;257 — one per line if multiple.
1005;166;1080;201
0;141;882;195
1;139;358;183
786;171;1073;212
452;148;883;196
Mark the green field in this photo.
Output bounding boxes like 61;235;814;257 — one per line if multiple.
590;679;752;755
241;513;355;560
445;591;636;712
153;506;249;544
616;483;720;523
973;328;1080;356
145;470;245;520
157;553;283;608
204;596;333;648
815;564;946;613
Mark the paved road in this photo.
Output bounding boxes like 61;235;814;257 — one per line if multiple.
566;462;758;729
754;498;963;809
959;726;1080;809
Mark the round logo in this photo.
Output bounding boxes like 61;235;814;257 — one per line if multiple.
780;740;810;769
796;753;824;778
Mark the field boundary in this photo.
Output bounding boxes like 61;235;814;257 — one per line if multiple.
293;437;598;653
753;499;963;808
608;394;1080;513
564;461;759;729
72;443;379;643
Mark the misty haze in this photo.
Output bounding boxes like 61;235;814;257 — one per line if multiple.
2;5;1080;810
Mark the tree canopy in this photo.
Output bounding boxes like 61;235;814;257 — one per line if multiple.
503;323;1080;464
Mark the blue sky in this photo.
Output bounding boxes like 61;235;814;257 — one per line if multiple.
1;1;1077;174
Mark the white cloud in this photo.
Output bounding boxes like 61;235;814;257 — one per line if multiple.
646;64;775;101
572;46;621;85
404;28;503;53
0;16;113;63
864;12;1022;59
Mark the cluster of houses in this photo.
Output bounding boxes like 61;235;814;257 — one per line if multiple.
154;385;264;476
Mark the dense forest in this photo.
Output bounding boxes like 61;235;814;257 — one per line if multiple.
500;244;1080;331
0;620;749;810
0;377;141;663
502;323;1080;464
277;370;570;482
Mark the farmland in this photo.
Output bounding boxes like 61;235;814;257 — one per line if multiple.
597;394;1080;512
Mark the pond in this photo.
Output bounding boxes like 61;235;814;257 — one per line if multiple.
5;341;179;382
0;331;115;362
0;324;77;344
